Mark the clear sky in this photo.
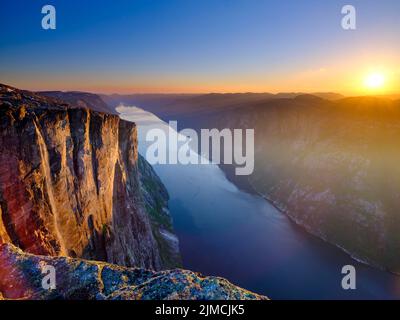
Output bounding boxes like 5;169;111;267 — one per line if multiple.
0;0;399;94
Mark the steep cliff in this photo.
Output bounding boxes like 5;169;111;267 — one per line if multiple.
138;155;181;268
42;89;181;269
243;96;400;272
0;84;178;270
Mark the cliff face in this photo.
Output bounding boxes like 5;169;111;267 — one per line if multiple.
235;96;400;272
0;243;266;300
138;155;181;269
0;84;175;270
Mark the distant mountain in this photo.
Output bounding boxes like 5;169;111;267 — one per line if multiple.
103;92;344;119
267;92;344;101
377;94;400;101
40;90;117;114
310;92;345;100
100;93;198;116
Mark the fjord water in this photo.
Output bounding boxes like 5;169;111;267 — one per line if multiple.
118;106;400;300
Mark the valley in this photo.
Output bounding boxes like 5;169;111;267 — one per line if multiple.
118;105;400;299
106;93;400;274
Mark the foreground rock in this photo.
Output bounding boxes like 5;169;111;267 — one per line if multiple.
0;244;266;300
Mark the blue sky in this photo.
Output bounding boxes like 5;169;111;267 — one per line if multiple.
0;0;399;93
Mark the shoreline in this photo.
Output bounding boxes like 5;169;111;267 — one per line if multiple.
218;164;400;278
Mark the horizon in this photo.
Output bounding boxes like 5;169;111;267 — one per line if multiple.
4;81;400;99
1;0;400;95
4;82;400;99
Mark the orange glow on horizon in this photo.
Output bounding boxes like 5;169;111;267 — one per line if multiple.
3;61;399;96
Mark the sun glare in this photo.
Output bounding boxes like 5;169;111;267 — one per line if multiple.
364;73;385;90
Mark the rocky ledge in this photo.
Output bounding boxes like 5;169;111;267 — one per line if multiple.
0;243;267;300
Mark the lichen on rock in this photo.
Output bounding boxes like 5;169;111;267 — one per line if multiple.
0;243;267;300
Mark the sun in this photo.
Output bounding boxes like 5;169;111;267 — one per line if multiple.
364;73;386;90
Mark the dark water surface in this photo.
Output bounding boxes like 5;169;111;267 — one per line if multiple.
119;106;400;300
